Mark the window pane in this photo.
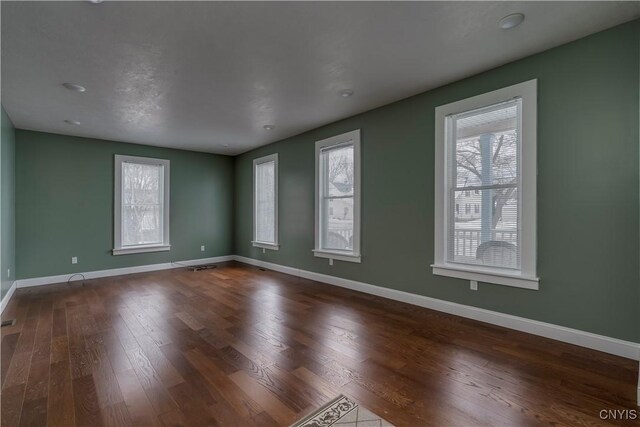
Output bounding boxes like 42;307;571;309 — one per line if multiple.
121;162;163;246
323;197;353;251
123;163;161;204
449;188;519;269
449;99;520;271
122;205;162;245
322;145;354;197
255;160;275;243
455;101;519;188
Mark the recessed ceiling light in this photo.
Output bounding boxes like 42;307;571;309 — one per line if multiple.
223;144;229;148
263;125;275;131
339;89;354;97
499;13;525;30
87;0;104;3
64;120;81;126
62;83;86;92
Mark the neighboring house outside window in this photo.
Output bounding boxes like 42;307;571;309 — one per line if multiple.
314;129;361;263
432;80;538;290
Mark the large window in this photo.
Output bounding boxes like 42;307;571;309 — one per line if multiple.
314;130;361;263
113;155;170;255
433;80;538;289
252;153;279;250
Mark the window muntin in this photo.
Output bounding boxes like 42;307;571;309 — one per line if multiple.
114;155;170;255
314;130;361;262
253;154;278;249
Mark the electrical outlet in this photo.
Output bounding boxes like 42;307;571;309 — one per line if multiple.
329;259;334;266
6;269;10;278
71;257;78;264
470;280;478;291
200;245;205;252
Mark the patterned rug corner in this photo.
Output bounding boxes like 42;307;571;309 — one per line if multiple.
291;395;395;427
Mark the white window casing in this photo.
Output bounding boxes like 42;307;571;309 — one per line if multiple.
432;80;539;290
252;153;279;250
314;129;361;263
113;154;170;255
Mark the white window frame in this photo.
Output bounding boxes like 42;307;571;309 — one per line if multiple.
252;153;279;251
113;154;171;255
432;80;538;290
314;129;361;263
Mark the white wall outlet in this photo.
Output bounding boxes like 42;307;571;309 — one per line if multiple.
470;280;478;291
71;257;78;264
6;269;10;278
200;245;205;252
329;258;334;266
262;248;266;254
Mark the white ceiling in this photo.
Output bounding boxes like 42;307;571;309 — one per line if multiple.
2;1;638;155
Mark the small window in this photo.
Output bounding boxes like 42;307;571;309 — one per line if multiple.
314;130;361;263
113;155;170;255
433;80;538;289
252;154;279;250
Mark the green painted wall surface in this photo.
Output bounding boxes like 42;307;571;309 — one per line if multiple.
16;130;234;279
1;107;16;300
235;21;640;342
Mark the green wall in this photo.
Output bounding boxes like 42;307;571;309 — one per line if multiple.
16;130;234;279
1;107;16;300
234;21;640;342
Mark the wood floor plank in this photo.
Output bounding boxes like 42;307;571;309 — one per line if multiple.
1;333;20;387
1;262;637;427
1;383;26;427
72;374;104;427
229;369;298;426
115;369;163;427
47;360;76;427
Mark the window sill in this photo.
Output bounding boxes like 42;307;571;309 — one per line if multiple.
313;250;361;263
113;244;171;256
252;241;279;251
431;264;539;290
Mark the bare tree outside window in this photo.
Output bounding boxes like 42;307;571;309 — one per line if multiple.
322;145;354;250
122;162;163;246
451;101;520;268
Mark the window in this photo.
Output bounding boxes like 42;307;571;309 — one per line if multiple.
314;129;361;263
433;80;538;289
113;155;170;255
252;153;279;250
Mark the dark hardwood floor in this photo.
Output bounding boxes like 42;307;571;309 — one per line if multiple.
1;261;638;426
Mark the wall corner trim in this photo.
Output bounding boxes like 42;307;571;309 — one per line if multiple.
232;255;640;361
1;281;17;314
14;256;235;288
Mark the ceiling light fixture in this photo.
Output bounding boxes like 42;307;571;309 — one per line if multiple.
499;13;525;30
62;83;86;92
64;120;81;126
263;125;275;131
339;89;354;97
87;0;104;4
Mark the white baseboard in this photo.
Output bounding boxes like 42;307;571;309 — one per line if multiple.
233;255;640;361
9;254;640;362
15;256;235;288
1;281;17;314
